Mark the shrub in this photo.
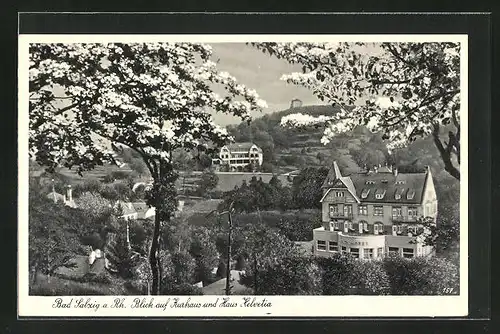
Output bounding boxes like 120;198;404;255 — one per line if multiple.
235;254;247;271
74;272;112;284
80;232;105;250
124;280;148;295
216;260;227;279
30;282;110;296
383;255;459;295
317;254;390;295
111;170;132;180
162;283;204;295
242;255;322;295
102;173;115;184
261;162;274;173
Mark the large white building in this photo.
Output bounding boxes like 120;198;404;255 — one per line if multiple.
313;161;438;260
212;142;263;171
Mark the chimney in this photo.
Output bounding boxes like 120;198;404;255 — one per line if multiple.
393;167;398;177
66;185;73;203
374;166;378;173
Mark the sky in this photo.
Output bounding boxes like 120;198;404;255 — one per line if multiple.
209;43;324;126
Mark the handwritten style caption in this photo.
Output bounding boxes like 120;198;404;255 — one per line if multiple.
52;297;272;312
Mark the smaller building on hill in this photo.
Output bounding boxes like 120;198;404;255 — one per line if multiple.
46;184;77;208
212;142;263;171
290;98;303;108
114;201;139;220
131;202;156;220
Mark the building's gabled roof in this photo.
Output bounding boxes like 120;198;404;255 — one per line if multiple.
132;202;155;219
349;171;428;204
320;161;360;203
115;201;137;216
225;142;261;152
377;165;393;174
322;161;429;205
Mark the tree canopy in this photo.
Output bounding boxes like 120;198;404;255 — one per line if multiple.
251;42;461;180
29;42;267;294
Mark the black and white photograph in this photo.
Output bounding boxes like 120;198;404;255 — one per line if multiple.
18;32;468;317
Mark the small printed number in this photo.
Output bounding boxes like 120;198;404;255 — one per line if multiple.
442;287;455;294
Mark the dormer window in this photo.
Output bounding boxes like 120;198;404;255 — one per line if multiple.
394;188;405;200
396;180;405;185
328;180;334;185
407;189;416;200
361;188;371;199
381;179;388;183
375;189;386;200
365;180;375;185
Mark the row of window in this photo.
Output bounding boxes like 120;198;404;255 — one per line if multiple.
316;240;415;258
329;204;418;218
365;180;406;185
220;153;260;159
335;188;416;200
329;221;418;235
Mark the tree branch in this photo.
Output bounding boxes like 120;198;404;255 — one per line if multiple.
432;123;460;180
31;102;80;129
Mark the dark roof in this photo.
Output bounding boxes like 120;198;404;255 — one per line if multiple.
323;161;429;204
349;171;427;204
132;202;153;219
376;166;393;173
225;142;260;152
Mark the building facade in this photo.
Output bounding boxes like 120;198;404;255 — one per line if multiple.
212;142;263;171
313;161;437;260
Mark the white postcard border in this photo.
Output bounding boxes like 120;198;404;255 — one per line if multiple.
18;34;469;317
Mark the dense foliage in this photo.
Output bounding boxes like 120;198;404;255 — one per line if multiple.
29;42;266;294
220;168;329;212
251;42;461;180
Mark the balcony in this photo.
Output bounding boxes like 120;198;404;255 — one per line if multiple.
329;212;353;219
391;215;418;223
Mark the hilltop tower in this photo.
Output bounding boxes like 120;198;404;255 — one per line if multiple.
290;98;303;109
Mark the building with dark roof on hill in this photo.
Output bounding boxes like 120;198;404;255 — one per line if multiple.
313;161;438;260
211;142;263;172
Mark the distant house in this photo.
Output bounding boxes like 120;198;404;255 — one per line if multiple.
115;200;184;220
114;201;138;220
46;184;77;208
211;142;263;172
132;202;156;220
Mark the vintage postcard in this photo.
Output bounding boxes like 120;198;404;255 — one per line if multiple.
19;33;468;317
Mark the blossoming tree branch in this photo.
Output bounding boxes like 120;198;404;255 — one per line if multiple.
29;42;267;294
251;42;461;180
